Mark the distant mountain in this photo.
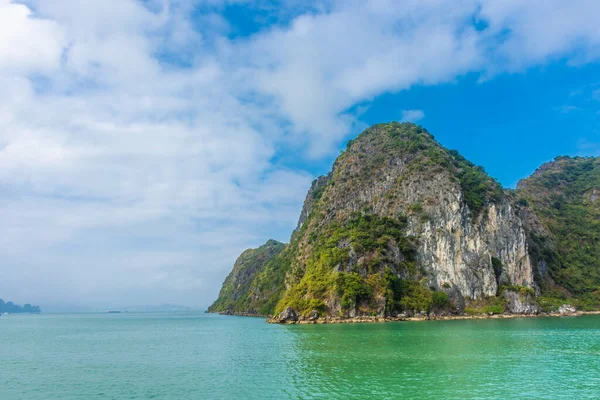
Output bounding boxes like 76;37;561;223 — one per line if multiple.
0;299;41;313
210;122;600;321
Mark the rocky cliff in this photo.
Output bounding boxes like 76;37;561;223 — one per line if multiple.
274;123;537;318
210;123;600;319
207;239;286;315
515;156;600;310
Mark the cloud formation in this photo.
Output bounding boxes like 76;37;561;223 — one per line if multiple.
2;0;600;308
401;110;425;123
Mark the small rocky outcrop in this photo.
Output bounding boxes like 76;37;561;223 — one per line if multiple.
503;290;540;315
307;310;319;322
558;304;577;315
276;307;298;324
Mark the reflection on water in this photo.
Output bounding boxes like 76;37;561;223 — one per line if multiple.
284;317;600;399
0;313;599;399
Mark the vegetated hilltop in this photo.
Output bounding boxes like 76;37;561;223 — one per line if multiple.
516;156;600;311
210;122;600;321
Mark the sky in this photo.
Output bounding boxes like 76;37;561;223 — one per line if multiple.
1;0;599;310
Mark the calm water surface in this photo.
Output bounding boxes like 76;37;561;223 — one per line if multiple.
1;312;599;399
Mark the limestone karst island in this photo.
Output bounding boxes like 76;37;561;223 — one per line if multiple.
4;1;600;399
209;122;600;323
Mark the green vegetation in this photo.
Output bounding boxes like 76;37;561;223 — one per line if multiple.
517;156;600;308
336;272;371;310
344;123;503;218
536;291;600;312
464;296;506;315
536;296;569;313
397;279;434;315
207;240;286;315
389;123;503;217
249;249;298;315
502;285;535;297
432;291;450;309
311;180;328;202
275;211;455;317
211;124;600;321
491;257;503;285
448;150;503;216
276;213;422;317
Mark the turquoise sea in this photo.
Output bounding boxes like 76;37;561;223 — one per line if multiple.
1;312;599;399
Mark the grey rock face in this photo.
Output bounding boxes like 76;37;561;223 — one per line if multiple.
277;307;298;323
317;126;537;301
405;180;535;299
296;175;331;231
587;188;599;203
226;241;285;302
558;304;577;315
503;290;540;315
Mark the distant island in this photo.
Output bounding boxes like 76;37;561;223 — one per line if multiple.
0;299;41;314
121;304;194;312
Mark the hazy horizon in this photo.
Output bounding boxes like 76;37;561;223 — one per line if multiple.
34;302;201;313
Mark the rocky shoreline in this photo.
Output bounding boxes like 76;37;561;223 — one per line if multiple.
215;311;269;318
266;306;600;325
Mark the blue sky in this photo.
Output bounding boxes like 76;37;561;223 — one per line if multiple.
1;0;599;309
363;62;600;187
283;61;600;188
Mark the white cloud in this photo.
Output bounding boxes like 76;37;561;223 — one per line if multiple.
479;0;600;70
0;0;65;73
241;0;483;156
1;0;600;308
400;109;425;123
0;0;313;308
